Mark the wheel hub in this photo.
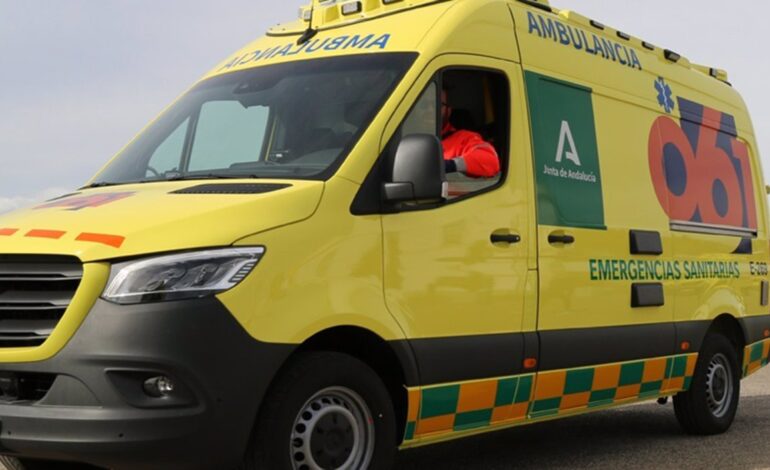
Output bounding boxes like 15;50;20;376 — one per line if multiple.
290;387;375;470
311;411;356;466
705;353;734;418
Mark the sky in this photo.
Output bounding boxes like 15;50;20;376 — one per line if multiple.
1;0;768;213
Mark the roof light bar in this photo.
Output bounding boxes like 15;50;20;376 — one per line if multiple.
341;1;362;15
664;49;681;63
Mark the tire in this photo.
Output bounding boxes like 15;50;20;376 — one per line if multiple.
673;333;741;435
242;351;397;470
0;456;24;470
6;458;86;470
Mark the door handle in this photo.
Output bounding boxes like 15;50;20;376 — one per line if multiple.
490;233;521;244
548;234;575;245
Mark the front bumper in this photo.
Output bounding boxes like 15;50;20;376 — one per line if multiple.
0;297;295;469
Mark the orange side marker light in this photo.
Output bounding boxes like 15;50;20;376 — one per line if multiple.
680;341;691;352
523;358;538;370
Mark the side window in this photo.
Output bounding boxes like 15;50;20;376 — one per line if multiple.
402;83;437;137
399;69;509;200
146;118;188;177
188;101;269;172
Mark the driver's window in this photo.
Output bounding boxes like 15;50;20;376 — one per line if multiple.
398;69;508;201
146;118;188;177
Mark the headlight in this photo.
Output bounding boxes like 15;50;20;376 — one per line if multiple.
102;247;265;305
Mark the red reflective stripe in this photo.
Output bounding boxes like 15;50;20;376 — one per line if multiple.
26;229;66;239
76;232;125;248
0;228;19;236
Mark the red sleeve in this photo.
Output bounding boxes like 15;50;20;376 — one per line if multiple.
456;131;500;178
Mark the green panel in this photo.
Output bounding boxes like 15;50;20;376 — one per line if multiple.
618;362;645;386
588;399;615;408
420;385;460;419
683;377;693;390
531;398;561;415
404;422;416;441
525;71;605;229
589;388;616;403
750;343;764;362
495;378;518;407
564;368;595;395
515;375;534;404
453;409;493;431
640;381;663;395
671;356;688;378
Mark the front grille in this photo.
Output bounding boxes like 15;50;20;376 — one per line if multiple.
0;255;83;347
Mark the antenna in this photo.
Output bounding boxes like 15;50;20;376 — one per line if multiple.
298;0;319;45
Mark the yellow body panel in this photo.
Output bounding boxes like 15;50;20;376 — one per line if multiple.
220;177;406;343
0;0;767;454
0;181;323;262
380;53;534;339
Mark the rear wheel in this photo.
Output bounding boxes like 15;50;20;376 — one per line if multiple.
243;351;397;470
673;334;741;435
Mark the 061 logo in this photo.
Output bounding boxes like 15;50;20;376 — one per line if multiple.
648;96;757;230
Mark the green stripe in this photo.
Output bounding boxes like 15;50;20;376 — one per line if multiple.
404;422;416;440
670;356;688;378
515;375;534;404
640;380;663;396
420;385;459;419
454;409;493;431
589;388;616;403
564;368;595;395
495;378;518;407
619;361;645;386
531;398;561;416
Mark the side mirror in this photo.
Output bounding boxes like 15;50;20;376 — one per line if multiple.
382;134;447;204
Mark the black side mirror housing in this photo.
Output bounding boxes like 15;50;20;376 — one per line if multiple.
382;134;446;204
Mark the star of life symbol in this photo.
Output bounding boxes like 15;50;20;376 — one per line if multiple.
655;77;675;113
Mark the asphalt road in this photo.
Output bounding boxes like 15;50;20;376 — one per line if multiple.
396;367;770;469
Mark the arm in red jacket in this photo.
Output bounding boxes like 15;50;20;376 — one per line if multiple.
442;128;500;178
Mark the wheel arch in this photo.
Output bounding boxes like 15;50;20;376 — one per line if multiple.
707;314;747;363
266;325;418;445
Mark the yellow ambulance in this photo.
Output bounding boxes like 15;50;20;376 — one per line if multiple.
0;0;768;468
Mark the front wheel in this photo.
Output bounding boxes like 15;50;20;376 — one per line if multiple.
243;352;397;470
673;334;741;435
0;456;24;470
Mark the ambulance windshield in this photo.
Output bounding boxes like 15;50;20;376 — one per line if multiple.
92;53;416;185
